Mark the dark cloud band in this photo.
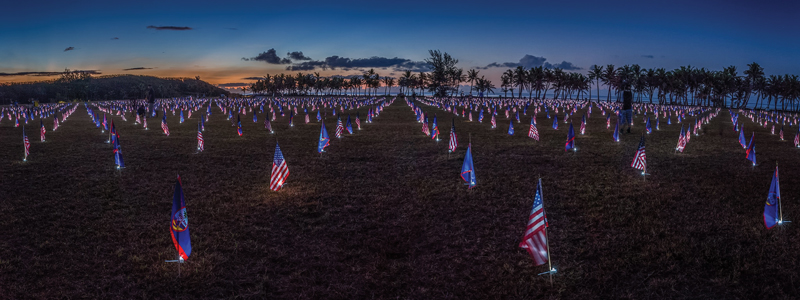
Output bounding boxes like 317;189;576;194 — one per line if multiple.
147;25;192;30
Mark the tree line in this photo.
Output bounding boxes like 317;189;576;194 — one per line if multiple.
0;71;230;104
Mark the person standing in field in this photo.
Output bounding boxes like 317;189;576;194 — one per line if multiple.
620;86;633;134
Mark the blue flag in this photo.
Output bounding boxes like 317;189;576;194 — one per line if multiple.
253;110;258;123
170;176;191;260
553;115;558;130
646;117;652;134
113;131;124;169
318;121;330;153
566;122;575;151
461;143;476;189
764;165;780;229
746;133;756;165
237;114;243;136
738;125;746;148
508;120;514;135
613;122;620;142
317;110;322;121
346;115;353;134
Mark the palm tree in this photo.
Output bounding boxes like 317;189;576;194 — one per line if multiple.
742;62;764;108
513;66;527;98
501;69;513;98
475;76;495;98
382;77;395;96
588;65;603;102
603;64;616;101
467;69;479;96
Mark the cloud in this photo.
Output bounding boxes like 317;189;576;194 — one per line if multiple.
147;25;192;31
242;76;264;80
286;60;326;71
287;51;311;61
111;37;119;40
122;67;154;71
217;82;248;87
641;55;654;59
242;48;290;64
518;55;548;68
245;49;430;72
478;54;580;70
64;47;74;52
0;70;101;77
544;61;582;70
479;54;546;69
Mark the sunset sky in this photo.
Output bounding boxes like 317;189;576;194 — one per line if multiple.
2;0;799;92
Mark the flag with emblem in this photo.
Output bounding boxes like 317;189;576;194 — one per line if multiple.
739;125;747;148
113;131;125;169
237;114;243;136
461;143;476;189
170;175;191;260
318;121;330;153
565;122;575;151
431;114;440;140
746;133;756;165
764;164;781;229
270;143;290;191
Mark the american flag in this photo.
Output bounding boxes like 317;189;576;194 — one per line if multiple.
529;122;539;141
491;114;496;128
23;127;30;160
265;118;273;133
676;126;686;152
355;114;361;129
53;115;59;131
143;116;148;130
794;130;799;147
631;134;646;171
270;143;290;191
335;117;344;138
519;179;549;266
161;116;170;136
197;122;205;152
40;120;46;142
448;120;457;152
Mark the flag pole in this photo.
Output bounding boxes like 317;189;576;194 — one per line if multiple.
777;161;784;225
540;177;554;286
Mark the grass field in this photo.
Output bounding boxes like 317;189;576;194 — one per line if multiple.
1;97;798;299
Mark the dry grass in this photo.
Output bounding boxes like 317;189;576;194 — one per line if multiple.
0;97;798;299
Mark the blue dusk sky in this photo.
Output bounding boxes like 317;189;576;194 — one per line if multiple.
1;0;798;90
